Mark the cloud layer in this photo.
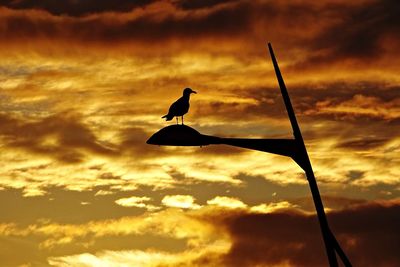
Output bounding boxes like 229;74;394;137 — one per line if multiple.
0;0;399;266
1;199;393;267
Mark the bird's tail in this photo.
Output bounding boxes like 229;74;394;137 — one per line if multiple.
162;114;174;121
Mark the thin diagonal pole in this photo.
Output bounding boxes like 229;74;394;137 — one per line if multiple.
268;43;346;267
330;230;352;267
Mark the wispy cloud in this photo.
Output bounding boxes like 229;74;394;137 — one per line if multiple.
115;196;160;211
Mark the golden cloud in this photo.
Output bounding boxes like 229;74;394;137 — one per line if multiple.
48;240;229;267
207;196;247;209
115;196;160;211
0;1;399;265
161;195;201;210
14;199;396;266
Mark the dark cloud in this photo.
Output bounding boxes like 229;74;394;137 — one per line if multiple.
175;0;238;10
0;112;116;162
346;170;365;181
336;138;388;150
217;200;400;267
0;1;253;45
293;195;367;211
0;0;152;16
0;0;398;67
304;0;400;64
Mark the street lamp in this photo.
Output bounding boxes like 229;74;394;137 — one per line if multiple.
147;43;352;267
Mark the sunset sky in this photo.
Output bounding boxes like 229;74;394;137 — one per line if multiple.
0;0;399;266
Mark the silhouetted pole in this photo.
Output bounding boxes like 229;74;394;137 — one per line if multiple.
268;43;339;267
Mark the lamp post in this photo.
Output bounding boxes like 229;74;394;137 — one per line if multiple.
147;43;351;267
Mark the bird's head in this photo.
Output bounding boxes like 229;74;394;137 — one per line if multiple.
183;88;197;95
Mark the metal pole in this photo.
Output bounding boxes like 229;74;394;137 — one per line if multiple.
330;230;352;266
267;43;339;267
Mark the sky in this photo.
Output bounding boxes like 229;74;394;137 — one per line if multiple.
0;0;399;266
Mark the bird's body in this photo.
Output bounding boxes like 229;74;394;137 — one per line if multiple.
162;88;196;124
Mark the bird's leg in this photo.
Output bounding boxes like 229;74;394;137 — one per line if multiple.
182;116;184;125
176;117;178;125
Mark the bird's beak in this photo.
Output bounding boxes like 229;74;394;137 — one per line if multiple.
191;90;197;94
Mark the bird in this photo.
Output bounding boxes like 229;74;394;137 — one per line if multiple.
162;88;197;125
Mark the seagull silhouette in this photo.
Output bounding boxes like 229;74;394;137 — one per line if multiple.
162;88;197;125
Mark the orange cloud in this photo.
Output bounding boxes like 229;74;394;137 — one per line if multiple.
310;94;400;120
1;0;398;69
0;1;399;265
9;199;395;267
